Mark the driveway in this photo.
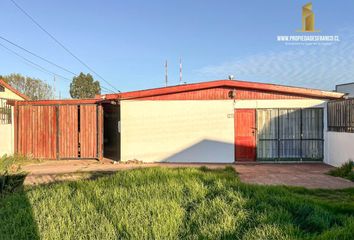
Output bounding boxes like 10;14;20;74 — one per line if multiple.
22;160;354;189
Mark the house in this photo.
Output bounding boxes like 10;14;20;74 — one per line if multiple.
102;80;344;163
0;79;29;156
13;79;345;164
335;82;354;98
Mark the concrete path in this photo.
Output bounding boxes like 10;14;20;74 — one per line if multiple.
236;163;354;189
22;160;354;189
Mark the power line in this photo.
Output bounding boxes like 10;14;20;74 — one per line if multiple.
0;41;72;81
0;35;77;76
0;42;115;93
0;35;116;93
9;0;120;92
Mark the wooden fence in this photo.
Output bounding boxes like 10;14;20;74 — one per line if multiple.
328;99;354;133
15;103;103;160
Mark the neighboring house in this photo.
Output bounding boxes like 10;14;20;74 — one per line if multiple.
336;82;354;98
0;79;29;156
13;79;345;165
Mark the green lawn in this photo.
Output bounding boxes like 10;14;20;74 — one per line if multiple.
1;167;354;240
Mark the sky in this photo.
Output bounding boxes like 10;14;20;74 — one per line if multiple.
0;0;354;98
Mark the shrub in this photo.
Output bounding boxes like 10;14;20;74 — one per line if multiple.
328;160;354;182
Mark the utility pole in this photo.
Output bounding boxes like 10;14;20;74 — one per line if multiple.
53;74;56;99
165;60;168;87
179;57;182;85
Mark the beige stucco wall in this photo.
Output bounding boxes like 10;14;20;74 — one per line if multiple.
0;83;25;156
0;85;25;100
0;107;15;157
120;100;235;163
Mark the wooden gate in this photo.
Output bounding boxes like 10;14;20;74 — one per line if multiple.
59;105;78;159
79;105;98;158
17;105;57;159
16;102;102;160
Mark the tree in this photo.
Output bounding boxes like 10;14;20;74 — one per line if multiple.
69;73;101;99
1;73;54;100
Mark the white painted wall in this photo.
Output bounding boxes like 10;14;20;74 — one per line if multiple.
120;100;235;163
233;99;327;109
120;99;334;163
325;132;354;167
0;107;15;156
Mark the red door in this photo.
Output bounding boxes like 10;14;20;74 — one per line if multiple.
235;109;256;161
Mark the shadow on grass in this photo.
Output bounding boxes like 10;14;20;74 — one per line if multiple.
0;173;39;240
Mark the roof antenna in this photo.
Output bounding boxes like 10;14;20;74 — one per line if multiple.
165;60;168;87
179;57;182;85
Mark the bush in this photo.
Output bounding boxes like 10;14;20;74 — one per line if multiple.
328;160;354;182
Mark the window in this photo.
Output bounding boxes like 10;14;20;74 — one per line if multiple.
0;85;4;92
0;99;12;124
328;99;354;133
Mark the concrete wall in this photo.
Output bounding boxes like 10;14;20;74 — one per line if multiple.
120;100;235;163
0;107;15;156
325;132;354;167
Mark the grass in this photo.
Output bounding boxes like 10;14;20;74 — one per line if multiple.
1;154;42;196
328;160;354;182
0;166;353;239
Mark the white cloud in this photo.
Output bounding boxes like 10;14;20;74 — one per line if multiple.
193;30;354;90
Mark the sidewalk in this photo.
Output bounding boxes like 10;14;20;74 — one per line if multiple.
22;160;354;189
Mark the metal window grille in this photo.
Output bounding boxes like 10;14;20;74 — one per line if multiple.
0;98;12;124
257;108;324;161
328;99;354;133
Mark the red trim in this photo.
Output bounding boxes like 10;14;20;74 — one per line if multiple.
0;79;30;100
17;99;99;105
102;80;344;100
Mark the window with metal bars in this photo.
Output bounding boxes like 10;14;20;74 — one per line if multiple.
0;99;12;124
328;99;354;133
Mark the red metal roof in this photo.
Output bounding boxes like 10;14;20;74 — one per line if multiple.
101;79;345;100
0;79;30;100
